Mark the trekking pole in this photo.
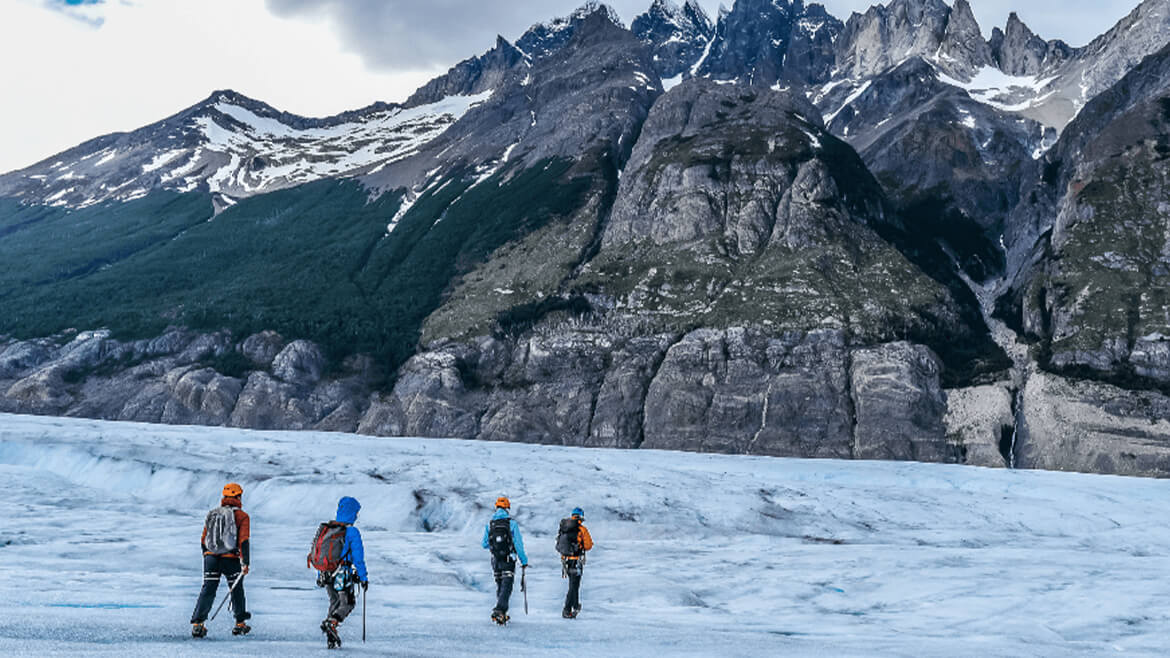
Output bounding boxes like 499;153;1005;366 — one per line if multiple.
522;565;528;615
209;570;245;622
362;585;366;643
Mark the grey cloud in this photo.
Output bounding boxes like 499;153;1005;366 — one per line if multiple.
263;0;659;71
265;0;1141;73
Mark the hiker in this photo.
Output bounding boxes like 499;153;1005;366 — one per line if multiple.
482;496;528;625
557;507;593;619
190;482;252;638
308;496;369;649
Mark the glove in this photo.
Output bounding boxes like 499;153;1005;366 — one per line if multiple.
361;581;369;591
522;564;528;570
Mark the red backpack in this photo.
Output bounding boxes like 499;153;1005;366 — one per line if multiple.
307;521;347;572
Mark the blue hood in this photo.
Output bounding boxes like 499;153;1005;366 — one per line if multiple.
492;508;511;520
336;496;361;524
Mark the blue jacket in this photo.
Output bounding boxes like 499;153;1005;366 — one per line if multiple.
336;496;368;583
481;508;528;566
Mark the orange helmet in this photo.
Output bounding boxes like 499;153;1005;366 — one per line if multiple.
223;482;243;498
495;496;510;509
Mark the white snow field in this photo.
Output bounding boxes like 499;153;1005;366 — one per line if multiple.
0;413;1168;656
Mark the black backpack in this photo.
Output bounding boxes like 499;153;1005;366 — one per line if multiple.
556;517;582;557
488;517;514;560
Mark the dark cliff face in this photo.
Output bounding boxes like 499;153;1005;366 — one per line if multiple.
695;0;842;87
403;37;527;108
819;57;1048;282
631;0;714;79
989;13;1072;77
1005;43;1170;387
357;80;996;462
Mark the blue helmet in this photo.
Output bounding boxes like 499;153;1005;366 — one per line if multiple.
571;507;584;519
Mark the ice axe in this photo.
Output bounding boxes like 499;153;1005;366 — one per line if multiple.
209;570;246;622
521;565;528;615
362;584;367;643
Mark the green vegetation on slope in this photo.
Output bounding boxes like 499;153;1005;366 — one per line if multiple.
0;160;592;374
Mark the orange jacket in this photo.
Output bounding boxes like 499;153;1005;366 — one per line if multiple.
202;497;251;565
579;523;593;551
565;522;593;559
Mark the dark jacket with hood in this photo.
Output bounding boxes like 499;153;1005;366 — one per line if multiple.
336;496;367;583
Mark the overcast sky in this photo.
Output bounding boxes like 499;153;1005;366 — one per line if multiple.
0;0;1145;174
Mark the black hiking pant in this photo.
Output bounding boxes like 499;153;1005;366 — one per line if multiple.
191;555;248;624
563;558;583;613
492;556;516;614
327;583;357;623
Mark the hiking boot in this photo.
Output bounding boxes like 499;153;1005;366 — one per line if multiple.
562;608;574;619
191;622;208;638
321;618;341;649
491;609;509;625
232;621;251;636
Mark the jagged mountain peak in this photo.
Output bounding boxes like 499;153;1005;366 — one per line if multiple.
572;0;625;26
938;0;991;79
198;88;264;108
404;34;525;107
988;11;1071;77
633;0;716;79
835;0;952;80
0;85;493;210
516;1;625;59
682;0;712;23
694;0;842;86
642;0;713;28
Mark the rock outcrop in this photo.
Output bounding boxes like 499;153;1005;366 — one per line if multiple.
631;0;714;79
989;13;1072;77
696;0;842;86
0;330;375;433
1017;370;1170;477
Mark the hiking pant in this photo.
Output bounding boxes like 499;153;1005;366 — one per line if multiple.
563;558;584;613
191;555;248;624
492;556;516;613
327;583;357;623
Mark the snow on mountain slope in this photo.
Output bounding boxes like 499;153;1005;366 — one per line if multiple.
0;413;1168;656
821;0;1170;136
631;0;714;79
1025;0;1170;128
516;1;626;59
0;90;492;210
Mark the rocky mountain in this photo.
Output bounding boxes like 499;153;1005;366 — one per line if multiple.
822;0;1170;135
1024;0;1170;128
0;90;490;214
988;13;1073;77
516;1;626;59
4;0;1170;478
631;0;714;81
834;0;987;81
403;36;527;107
695;0;843;87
